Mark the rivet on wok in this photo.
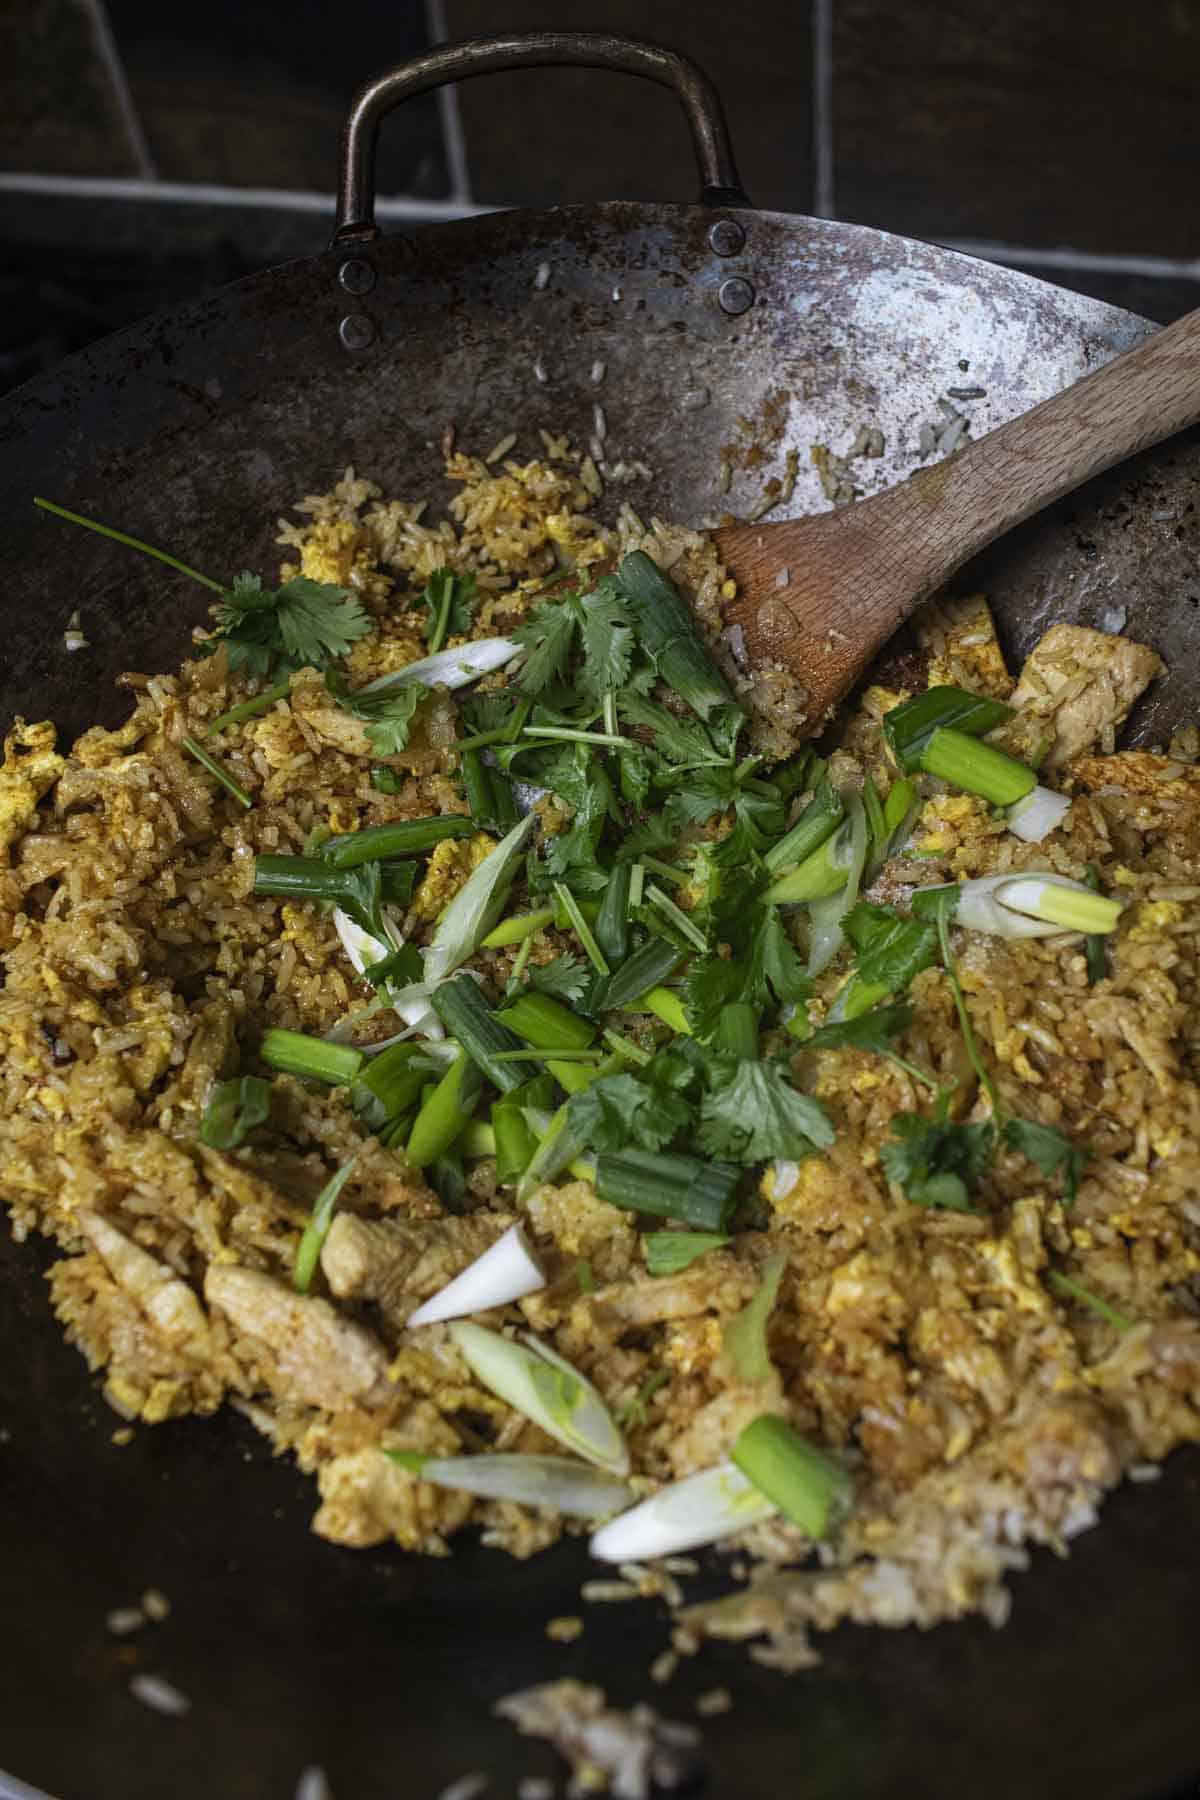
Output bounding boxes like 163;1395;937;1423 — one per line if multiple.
708;219;745;258
339;313;376;352
338;258;376;295
718;276;755;317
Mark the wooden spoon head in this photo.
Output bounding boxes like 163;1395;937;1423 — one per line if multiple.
714;511;887;736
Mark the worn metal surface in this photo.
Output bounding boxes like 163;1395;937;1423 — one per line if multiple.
2;183;1200;1800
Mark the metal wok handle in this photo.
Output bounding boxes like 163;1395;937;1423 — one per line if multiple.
333;30;751;244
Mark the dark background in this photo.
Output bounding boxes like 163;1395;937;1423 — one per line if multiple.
3;0;1200;397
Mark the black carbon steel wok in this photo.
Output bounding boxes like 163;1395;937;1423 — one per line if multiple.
2;34;1199;1800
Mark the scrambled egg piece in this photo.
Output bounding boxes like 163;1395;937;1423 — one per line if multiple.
411;833;496;922
1129;900;1184;943
916;790;997;859
293;519;392;604
0;719;65;858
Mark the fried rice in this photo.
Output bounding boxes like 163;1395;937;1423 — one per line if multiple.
2;440;1199;1678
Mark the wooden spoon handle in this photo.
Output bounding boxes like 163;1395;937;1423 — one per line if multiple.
823;302;1200;649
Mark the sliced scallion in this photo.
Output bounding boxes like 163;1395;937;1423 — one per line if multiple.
920;727;1035;806
321;816;474;869
883;685;1013;774
482;907;556;949
605;939;684;1011
763;776;844;874
430;975;527;1094
1084;865;1109;984
595;1148;739;1229
996;875;1122;935
1046;1270;1132;1331
730;1414;851;1538
615;551;741;725
359;637;519;695
554;881;610;975
590;1460;776;1563
388;1450;633;1518
198;1075;272;1150
206;678;292;735
645;884;707;952
449;1321;629;1473
498;991;596;1053
1007;783;1072;843
294;1155;360;1293
406;1223;546;1326
260;1028;364;1087
643;1230;731;1277
629;985;691;1034
593;864;632;967
404;1050;484;1169
423;814;537;988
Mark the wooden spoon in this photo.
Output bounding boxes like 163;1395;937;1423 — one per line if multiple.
714;305;1200;729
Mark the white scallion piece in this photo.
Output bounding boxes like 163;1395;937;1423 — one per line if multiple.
450;1320;629;1474
332;909;445;1040
358;637;519;696
995;874;1123;935
406;1224;546;1327
1007;785;1072;843
388;1450;633;1519
423;813;536;988
952;873;1085;938
589;1461;776;1563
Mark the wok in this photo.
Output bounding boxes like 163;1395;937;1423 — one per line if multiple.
1;33;1198;1800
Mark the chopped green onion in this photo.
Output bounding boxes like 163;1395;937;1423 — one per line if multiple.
198;1075;271;1150
206;678;292;735
407;1223;546;1326
498;992;595;1053
359;637;519;695
722;1254;785;1386
260;1028;364;1087
616;1367;670;1428
576;1258;595;1295
605;939;683;1011
1007;784;1072;843
554;881;610;975
491;1047;602;1064
997;876;1123;935
644;1231;731;1277
350;1043;427;1132
882;776;918;838
920;727;1036;807
460;748;495;826
630;985;691;1035
862;775;886;849
404;1049;484;1169
595;1148;739;1230
424;814;538;987
181;735;252;809
1046;1270;1133;1332
628;862;645;910
388;1450;633;1518
641;855;687;887
460;1119;497;1158
645;884;707;953
1084;865;1109;984
492;1084;544;1183
593;865;632;967
369;766;405;794
931;892;999;1112
449;1321;629;1473
430;975;527;1094
294;1156;360;1293
601;1028;651;1066
33;495;224;592
506;936;536;993
515;1101;579;1202
615;551;741;725
730;1414;851;1539
883;685;1013;773
321;816;474;868
380;863;419;907
763;777;844;874
590;1459;775;1562
482;907;555;949
764;830;850;904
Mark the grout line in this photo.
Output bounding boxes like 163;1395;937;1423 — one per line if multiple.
80;0;157;180
0;172;493;221
811;0;835;218
425;0;474;205
941;237;1200;282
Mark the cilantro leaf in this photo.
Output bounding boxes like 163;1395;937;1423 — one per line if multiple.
419;569;477;647
577;583;636;702
698;1059;834;1164
325;672;428;756
802;1003;915;1055
527;953;590;1004
684;905;809;1043
199;1075;272;1149
567;1072;689;1154
208;573;372;679
832;901;938;1021
1003;1118;1089;1203
539;744;617;877
512;597;579;694
879;1113;996;1211
617;693;726;768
